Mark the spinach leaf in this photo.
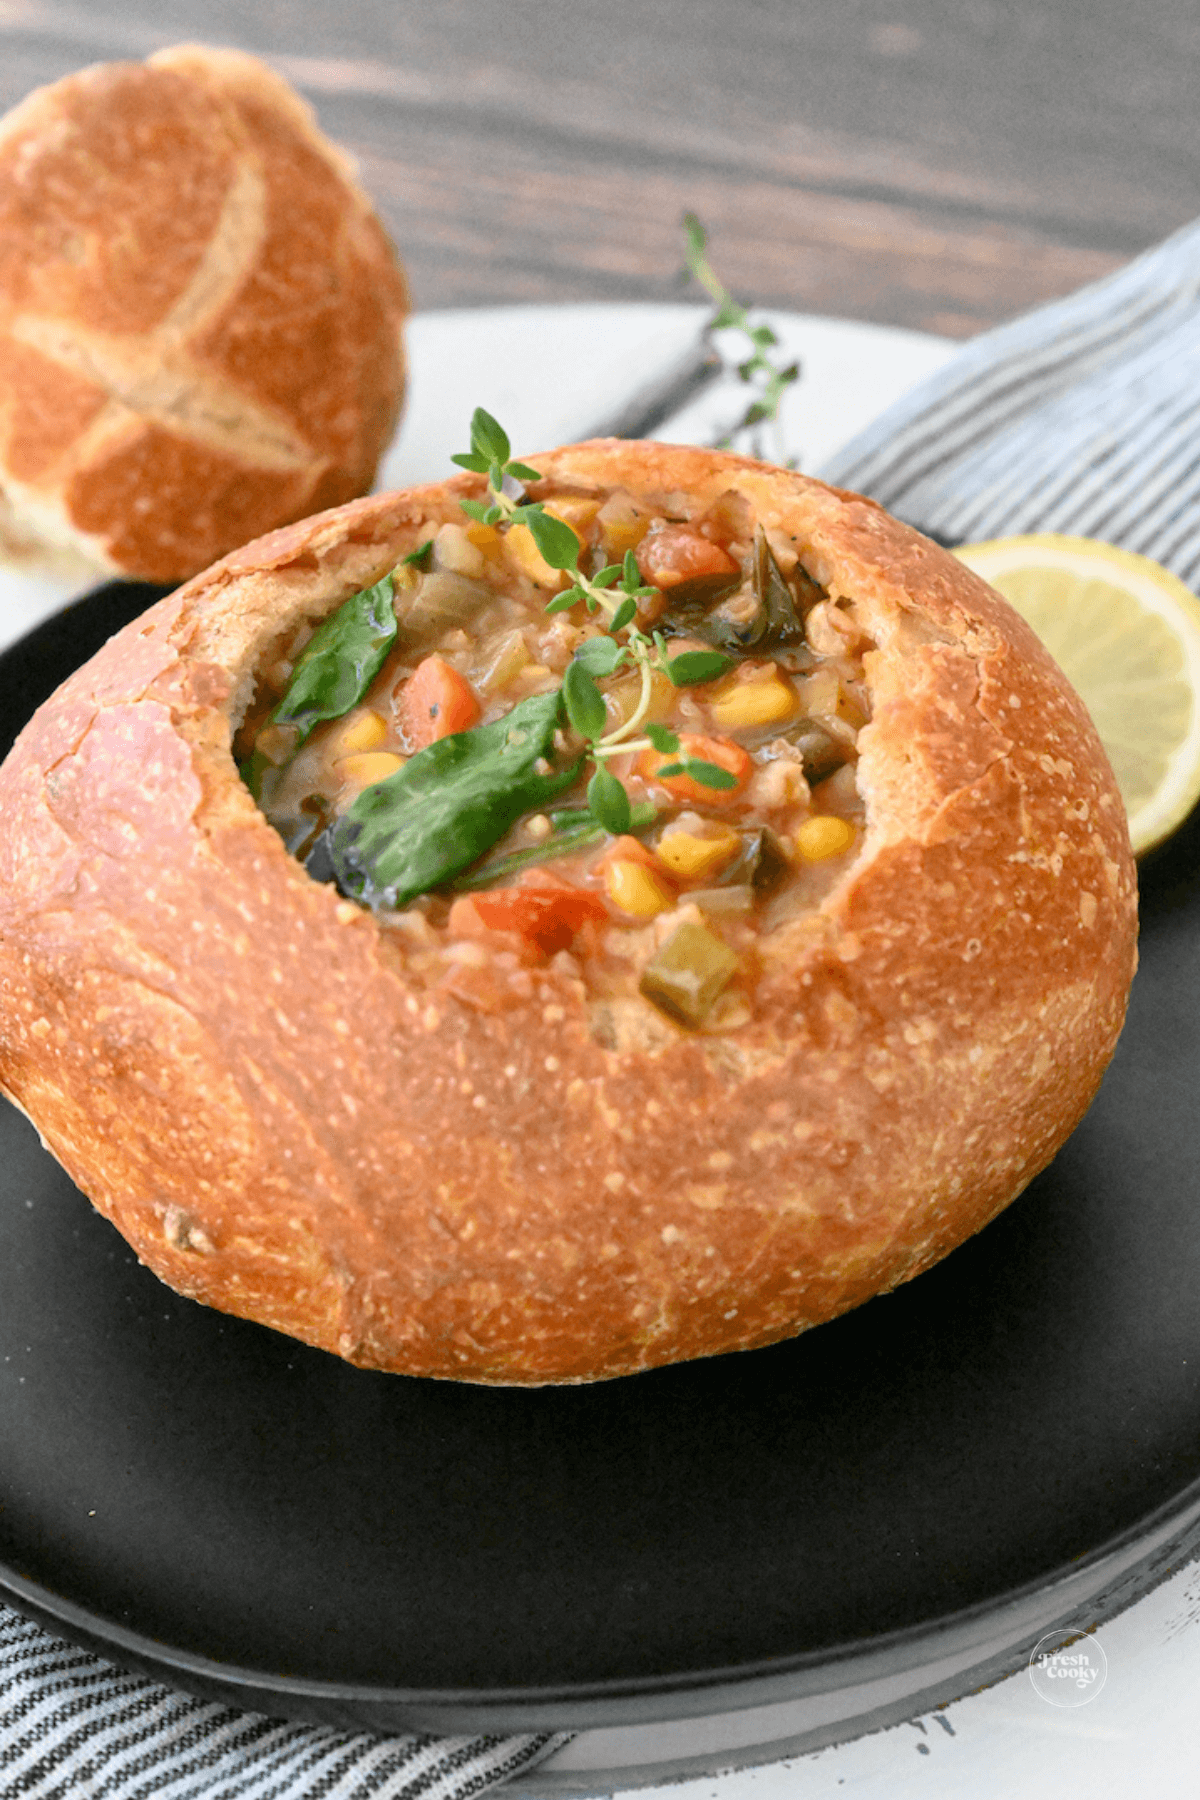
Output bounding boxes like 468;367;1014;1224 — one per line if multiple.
748;527;806;647
661;530;814;654
327;690;582;907
271;575;397;748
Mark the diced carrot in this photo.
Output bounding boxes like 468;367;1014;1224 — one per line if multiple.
398;655;481;749
636;526;740;590
448;881;608;958
637;733;752;805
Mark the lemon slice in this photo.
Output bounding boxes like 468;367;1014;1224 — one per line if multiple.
954;534;1200;854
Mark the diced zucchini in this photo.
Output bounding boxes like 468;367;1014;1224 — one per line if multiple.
689;885;754;914
640;921;741;1028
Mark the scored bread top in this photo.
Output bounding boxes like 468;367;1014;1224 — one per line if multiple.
0;45;409;583
0;445;1138;1383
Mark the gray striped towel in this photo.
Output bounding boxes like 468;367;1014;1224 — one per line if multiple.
0;1609;569;1799
817;214;1200;585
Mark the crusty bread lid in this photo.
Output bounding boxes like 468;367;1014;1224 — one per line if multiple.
0;45;408;582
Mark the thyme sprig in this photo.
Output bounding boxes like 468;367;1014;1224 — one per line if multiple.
452;408;735;836
681;213;799;463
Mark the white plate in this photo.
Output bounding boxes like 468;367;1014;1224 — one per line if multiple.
0;304;955;656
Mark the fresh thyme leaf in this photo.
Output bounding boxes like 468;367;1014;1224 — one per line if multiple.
609;596;637;633
327;690;580;908
680;213;799;459
470;407;510;467
543;590;580;614
400;539;434;569
450;452;489;473
573;635;627;678
523;507;581;572
683;211;707;263
507;460;542;483
563;658;607;740
666;649;733;686
588;763;632;834
622;549;651;591
459;497;497;524
655;761;685;779
488;460;505;493
270;575;397;752
593;564;623;587
684;758;739;790
645;722;680;753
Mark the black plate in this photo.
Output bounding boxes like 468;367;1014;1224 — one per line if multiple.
2;584;1200;1732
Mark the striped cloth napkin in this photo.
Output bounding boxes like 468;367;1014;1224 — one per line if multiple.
817;214;1200;585
0;1610;569;1799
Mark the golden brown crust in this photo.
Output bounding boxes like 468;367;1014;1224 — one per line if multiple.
0;45;408;583
0;444;1138;1382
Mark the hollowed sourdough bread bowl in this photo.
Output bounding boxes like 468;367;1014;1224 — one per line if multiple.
0;442;1137;1383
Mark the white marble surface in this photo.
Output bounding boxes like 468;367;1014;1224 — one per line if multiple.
578;1553;1200;1796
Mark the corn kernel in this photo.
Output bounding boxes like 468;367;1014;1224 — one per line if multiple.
330;709;387;756
794;815;855;861
506;523;568;590
605;859;675;918
463;520;503;553
596;490;650;556
656;827;740;880
335;751;407;791
710;675;797;731
546;498;601;532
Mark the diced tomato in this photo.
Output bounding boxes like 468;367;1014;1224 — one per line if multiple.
448;878;608;958
637;733;752;805
398;655;481;749
636;526;740;590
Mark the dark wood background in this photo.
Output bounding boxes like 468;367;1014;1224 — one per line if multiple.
2;0;1198;338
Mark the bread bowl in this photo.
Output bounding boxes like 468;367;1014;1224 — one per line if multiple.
0;441;1137;1383
0;45;408;584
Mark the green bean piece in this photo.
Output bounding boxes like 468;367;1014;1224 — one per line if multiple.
639;921;741;1028
451;817;603;891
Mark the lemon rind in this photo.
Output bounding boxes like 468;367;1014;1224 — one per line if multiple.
955;533;1200;855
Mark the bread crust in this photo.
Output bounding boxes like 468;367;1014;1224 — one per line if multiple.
0;46;408;583
0;444;1138;1383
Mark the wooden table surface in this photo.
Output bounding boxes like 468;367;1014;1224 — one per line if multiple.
1;0;1198;339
